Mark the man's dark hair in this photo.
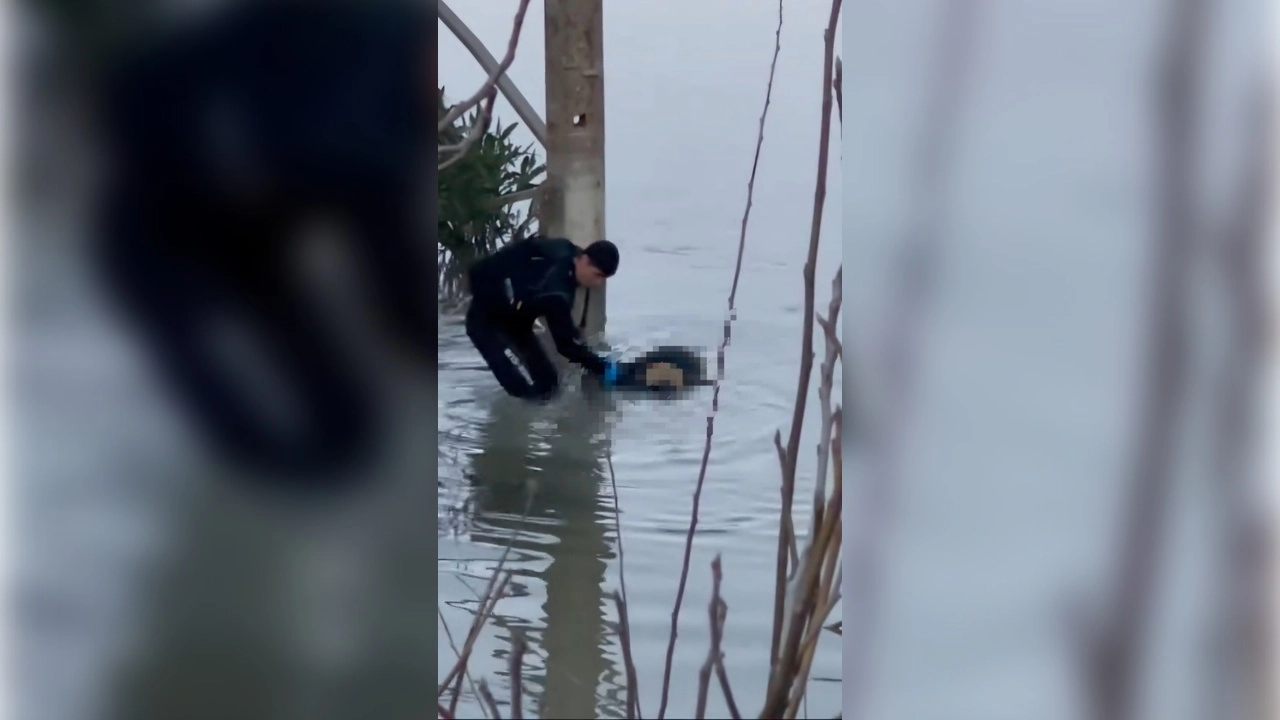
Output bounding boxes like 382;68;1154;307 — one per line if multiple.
583;240;619;277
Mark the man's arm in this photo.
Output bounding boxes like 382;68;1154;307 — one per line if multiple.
542;296;608;376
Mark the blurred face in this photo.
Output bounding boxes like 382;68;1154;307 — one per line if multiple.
574;255;608;289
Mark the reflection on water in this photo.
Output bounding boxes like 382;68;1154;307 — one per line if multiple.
439;354;623;719
99;392;439;720
21;1;852;719
437;301;843;718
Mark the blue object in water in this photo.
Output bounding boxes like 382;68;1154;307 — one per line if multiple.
611;346;709;394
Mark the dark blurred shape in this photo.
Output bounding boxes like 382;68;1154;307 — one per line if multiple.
612;346;711;397
92;0;435;490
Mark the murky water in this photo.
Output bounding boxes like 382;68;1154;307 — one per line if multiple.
438;3;842;717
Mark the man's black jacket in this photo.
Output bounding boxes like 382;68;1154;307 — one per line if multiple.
467;238;607;376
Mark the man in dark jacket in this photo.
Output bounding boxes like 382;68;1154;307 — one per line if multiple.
466;237;620;399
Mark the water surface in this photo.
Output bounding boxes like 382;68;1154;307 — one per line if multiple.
438;2;843;717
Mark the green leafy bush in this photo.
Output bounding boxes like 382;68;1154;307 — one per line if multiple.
437;88;545;302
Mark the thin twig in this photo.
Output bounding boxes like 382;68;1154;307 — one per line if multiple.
774;430;800;572
767;267;844;717
696;557;728;719
1199;80;1271;720
786;596;840;720
833;57;843;133
439;605;488;718
447;572;514;717
728;0;787;308
439;89;499;171
438;0;533;170
613;592;642;719
716;657;743;720
784;494;843;717
765;458;843;716
477;680;503;720
438;555;512;695
821;415;844;610
655;2;787;717
812;269;844;529
439;486;535;715
1080;0;1210;718
769;0;842;674
438;0;548;145
453;575;552;667
510;632;527;719
607;452;642;718
437;0;534;133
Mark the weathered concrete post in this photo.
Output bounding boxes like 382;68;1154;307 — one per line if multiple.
542;0;607;335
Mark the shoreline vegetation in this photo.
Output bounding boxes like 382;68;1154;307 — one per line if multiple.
437;86;544;303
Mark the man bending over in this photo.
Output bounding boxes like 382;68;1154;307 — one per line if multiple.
466;238;620;399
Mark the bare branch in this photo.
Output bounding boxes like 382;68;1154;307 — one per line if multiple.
476;680;502;720
507;632;527;719
695;557;728;719
716;656;742;720
655;1;787;716
439;486;535;716
833;57;843;132
437;0;534;171
813;267;844;526
612;592;642;719
439;87;500;171
439;605;488;718
1079;1;1213;718
763;74;845;718
438;0;534;133
728;0;788;309
606;452;642;719
1200;80;1272;720
769;0;842;674
438;0;548;145
764;405;844;718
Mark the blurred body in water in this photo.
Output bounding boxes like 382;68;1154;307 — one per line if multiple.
94;0;435;488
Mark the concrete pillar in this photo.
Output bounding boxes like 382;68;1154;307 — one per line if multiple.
542;0;607;335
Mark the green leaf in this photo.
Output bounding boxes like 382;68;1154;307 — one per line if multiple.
438;86;543;301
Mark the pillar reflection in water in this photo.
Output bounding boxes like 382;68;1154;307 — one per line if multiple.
466;388;624;718
102;468;437;720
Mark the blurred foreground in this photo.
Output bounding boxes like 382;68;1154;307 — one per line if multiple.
18;2;438;719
